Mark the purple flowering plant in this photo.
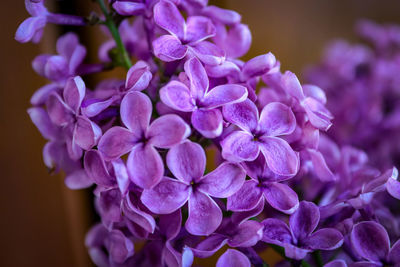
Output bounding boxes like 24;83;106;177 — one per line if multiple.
18;0;400;266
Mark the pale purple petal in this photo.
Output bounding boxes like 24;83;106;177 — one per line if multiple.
84;150;114;187
202;84;248;109
202;6;241;25
184;57;208;99
259;102;296;137
290;201;320;241
46;93;74;127
191;108;223;138
231;198;264;224
44;55;69;81
324;260;347;267
216;249;250;267
113;1;146;16
303;97;333;131
284;244;310;260
242;53;277;79
227;180;262;211
351;221;390;262
303;228;343;250
147;114;190;148
159;80;196;112
228;220;263;247
30;83;60;106
166;141;206;183
68;44;86;74
81;97;114;118
205;60;241;78
307;149;336;182
65;169;93;189
302;84;327;104
15;17;46;43
163;242;180;267
198;162;246;198
98;126;137;160
125;61;152;91
190;41;225;66
222;99;259;133
127;144;164;189
192;234;228;258
152;35;187;62
261;218;293;245
98;188;122;223
281;71;305;101
73;116;102;150
154;0;185;39
262;182;299;214
185;16;216;44
27;107;60;140
141;177;191;214
214;23;251;59
120;91;152;136
108;230;134;264
112;160;130;195
386;170;400;200
186;191;222;236
221;131;260;162
122;193;156;233
181;247;194;267
259;136;299;176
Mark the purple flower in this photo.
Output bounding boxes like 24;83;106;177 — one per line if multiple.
216;249;250;267
351;221;400;265
221;99;299;176
141;140;246;235
152;0;225;65
98;91;190;189
262;201;343;260
160;57;248;138
227;154;299;214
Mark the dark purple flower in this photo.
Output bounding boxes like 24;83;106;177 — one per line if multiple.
141;140;246;235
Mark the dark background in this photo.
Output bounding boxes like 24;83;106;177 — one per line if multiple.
2;0;400;266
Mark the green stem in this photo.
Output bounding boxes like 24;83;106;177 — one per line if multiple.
313;250;323;267
96;0;132;69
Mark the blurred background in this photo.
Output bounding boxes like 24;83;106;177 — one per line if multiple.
2;0;400;266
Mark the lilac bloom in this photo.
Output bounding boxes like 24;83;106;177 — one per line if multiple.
152;0;225;65
282;71;333;131
262;201;343;260
228;154;299;214
141;141;246;235
351;221;400;266
46;76;101;160
15;0;86;44
31;33;87;105
98;91;190;189
160;57;247;138
216;249;251;267
221;99;299;176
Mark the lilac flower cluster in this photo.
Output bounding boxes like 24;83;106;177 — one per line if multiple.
18;1;400;266
305;20;400;169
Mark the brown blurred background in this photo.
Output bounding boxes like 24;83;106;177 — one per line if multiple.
2;0;400;266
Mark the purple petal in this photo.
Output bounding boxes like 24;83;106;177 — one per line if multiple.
111;160;130;195
190;41;225;65
84;150;114;187
73;116;102;150
46;92;74;127
386;168;400;200
159;209;182;240
303;97;333;131
68;44;86;74
242;53;277;79
228;220;263;247
222;99;259;133
15;17;46;43
98;188;122;223
290;201;320;241
30;83;60;106
81;97;114;118
65;169;93;189
259;136;299;176
281;71;305;101
262;182;299;214
202;84;247;109
185;16;216;44
205;60;241;78
141;177;190;214
108;230;134;264
113;1;146;16
259;102;296;137
127;144;164;189
56;32;78;59
284;244;310;260
160;80;196;112
324;260;347;267
122;193;156;233
32;54;50;76
152;35;187;62
44;55;69;81
167;141;206;183
162;242;180;267
125;61;152;91
120;91;152;136
154;0;185;40
214;23;251;59
307;149;336;182
351;221;390;262
303;84;327;104
303;228;343;250
202;6;241;25
261;218;293;245
216;249;251;267
191;108;223;138
220;131;260;162
192;234;228;258
227;180;262;211
98;126;137;160
198;162;245;198
231;197;264;224
184;57;208;99
27;107;60;140
25;0;48;16
181;247;194;267
388;239;400;264
186;191;222;236
147;114;190;148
